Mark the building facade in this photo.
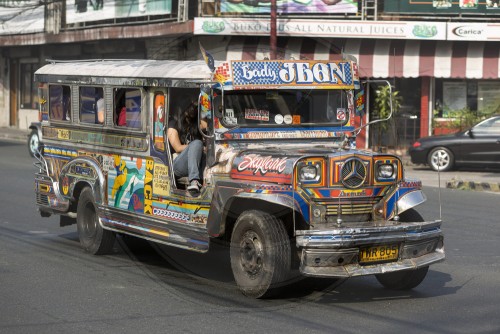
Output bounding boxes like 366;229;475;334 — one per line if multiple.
1;0;499;149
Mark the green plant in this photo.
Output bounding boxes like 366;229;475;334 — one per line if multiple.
372;85;402;148
446;107;497;131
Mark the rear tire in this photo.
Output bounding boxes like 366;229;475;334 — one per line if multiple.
77;187;115;255
230;210;292;298
428;146;454;171
375;208;429;290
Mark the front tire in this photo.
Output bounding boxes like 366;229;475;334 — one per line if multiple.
428;146;454;171
28;130;40;157
230;210;292;298
375;209;429;290
77;187;115;255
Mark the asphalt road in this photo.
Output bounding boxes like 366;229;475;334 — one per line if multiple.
1;139;499;334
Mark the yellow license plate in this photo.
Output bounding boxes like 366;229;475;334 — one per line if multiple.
359;244;399;264
57;129;70;140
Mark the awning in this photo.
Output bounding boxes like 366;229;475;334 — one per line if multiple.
204;37;500;80
0;4;44;36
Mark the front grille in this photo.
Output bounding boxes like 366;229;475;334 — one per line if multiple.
36;194;49;206
326;202;374;215
317;197;381;216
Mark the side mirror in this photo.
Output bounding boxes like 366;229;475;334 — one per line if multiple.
353;80;393;135
467;129;474;138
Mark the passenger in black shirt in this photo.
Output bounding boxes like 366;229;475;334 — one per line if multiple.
167;102;207;196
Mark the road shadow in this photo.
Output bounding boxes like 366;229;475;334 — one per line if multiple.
310;270;458;305
54;229;456;306
103;234;457;306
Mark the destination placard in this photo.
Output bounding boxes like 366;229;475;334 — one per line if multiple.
231;60;355;89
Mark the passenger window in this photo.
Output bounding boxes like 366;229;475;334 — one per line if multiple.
114;88;142;129
79;87;104;124
49;85;71;121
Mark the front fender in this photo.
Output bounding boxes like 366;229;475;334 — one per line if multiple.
29;122;42;139
396;189;426;215
206;182;298;237
385;179;427;219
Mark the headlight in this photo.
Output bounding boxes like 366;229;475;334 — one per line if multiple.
377;164;395;179
299;165;319;181
296;159;324;185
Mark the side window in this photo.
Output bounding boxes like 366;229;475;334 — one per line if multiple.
475;117;500;133
49;85;71;121
114;88;142;129
80;86;104;124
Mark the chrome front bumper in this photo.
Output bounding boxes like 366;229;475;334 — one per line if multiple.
296;220;445;277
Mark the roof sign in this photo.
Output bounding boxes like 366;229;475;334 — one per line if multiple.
230;60;356;90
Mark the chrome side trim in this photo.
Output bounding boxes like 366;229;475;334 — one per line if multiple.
98;205;210;253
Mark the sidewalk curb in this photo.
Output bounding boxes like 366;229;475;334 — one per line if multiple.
0;127;28;142
446;179;500;192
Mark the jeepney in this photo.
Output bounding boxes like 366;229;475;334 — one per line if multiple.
33;57;444;298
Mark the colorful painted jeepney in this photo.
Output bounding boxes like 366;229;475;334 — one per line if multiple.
33;57;444;298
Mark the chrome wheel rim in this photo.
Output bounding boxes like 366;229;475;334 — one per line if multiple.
239;230;264;278
29;134;39;155
431;150;450;170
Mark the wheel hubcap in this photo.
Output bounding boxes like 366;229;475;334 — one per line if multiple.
239;230;263;277
30;135;39;153
431;150;449;169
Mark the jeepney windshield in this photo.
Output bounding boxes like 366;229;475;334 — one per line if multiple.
216;89;349;128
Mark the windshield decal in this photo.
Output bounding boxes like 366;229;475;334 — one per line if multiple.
224;108;238;126
292;115;301;124
245;109;269;122
337;108;346;121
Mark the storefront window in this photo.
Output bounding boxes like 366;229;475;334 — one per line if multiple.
477;81;500;116
20;63;38;109
442;81;467;117
435;79;500;119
